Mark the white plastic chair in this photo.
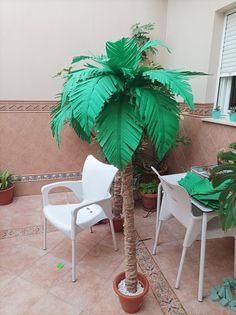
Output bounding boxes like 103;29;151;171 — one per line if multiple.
41;155;118;282
151;167;236;300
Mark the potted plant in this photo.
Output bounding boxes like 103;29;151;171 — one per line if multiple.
212;105;221;119
211;142;236;231
229;107;236;122
0;170;15;205
51;35;203;313
139;180;158;210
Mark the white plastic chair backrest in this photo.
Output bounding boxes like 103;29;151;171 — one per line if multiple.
151;167;192;227
82;155;118;201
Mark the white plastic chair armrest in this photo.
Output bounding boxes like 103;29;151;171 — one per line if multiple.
41;181;83;206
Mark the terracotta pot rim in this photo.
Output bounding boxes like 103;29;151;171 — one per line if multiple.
0;183;15;193
113;271;149;299
139;192;157;198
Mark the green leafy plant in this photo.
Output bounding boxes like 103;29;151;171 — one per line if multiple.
0;170;12;190
51;35;204;294
214;105;221;111
211;142;236;230
139;181;158;194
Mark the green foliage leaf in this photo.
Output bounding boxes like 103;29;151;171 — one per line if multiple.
143;69;196;110
71;55;93;64
134;87;180;160
229;142;236;150
71;74;124;136
106;37;140;70
96;96;143;170
211;163;236;230
139;39;171;54
0;170;12;190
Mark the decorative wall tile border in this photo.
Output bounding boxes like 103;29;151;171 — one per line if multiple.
181;103;213;118
136;233;187;315
0;100;57;112
0;224;56;240
12;171;82;182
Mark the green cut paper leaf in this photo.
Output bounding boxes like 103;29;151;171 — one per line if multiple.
96;96;143;170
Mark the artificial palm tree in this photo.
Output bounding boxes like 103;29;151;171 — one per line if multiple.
51;36;202;293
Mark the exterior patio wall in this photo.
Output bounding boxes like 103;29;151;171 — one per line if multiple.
167;110;236;173
0;0;167;100
0;101;99;196
0;0;167;196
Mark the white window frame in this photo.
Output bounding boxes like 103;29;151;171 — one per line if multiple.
214;8;236;117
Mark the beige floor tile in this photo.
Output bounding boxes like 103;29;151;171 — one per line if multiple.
20;253;71;289
0;277;46;315
48;237;93;263
25;293;79;315
50;267;107;311
0;266;16;290
78;243;124;280
0;242;45;275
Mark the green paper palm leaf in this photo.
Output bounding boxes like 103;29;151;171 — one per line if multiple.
96;96;143;170
139;39;171;54
70;74;124;136
134;87;180;160
143;69;195;109
106;37;140;70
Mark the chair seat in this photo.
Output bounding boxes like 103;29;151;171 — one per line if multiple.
44;203;106;237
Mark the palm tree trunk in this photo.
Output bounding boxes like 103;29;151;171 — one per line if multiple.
122;162;137;293
113;171;123;218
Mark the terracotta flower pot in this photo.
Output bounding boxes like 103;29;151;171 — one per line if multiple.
140;192;157;210
113;217;124;233
113;272;149;314
0;184;15;205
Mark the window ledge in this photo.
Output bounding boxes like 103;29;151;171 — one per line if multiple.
201;117;236;127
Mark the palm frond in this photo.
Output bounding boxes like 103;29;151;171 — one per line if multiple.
106;37;141;70
96;96;143;170
139;39;171;54
143;69;196;110
70;74;124;136
134;87;180;160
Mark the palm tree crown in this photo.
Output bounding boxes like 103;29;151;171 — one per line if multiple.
51;37;202;170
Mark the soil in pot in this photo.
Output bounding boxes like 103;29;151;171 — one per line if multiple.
113;272;149;314
0;184;15;205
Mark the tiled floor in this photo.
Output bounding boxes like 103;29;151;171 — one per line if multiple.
0;192;236;314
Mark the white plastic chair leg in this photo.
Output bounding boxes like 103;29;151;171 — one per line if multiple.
43;216;47;250
198;212;207;302
175;246;187;289
72;238;76;282
234;237;236;278
152;220;162;255
109;219;118;251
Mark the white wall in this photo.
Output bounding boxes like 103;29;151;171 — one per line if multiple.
0;0;167;100
164;0;236;103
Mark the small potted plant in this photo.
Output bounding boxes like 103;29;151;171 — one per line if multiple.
212;105;221;119
0;170;15;205
229;107;236;122
139;180;158;210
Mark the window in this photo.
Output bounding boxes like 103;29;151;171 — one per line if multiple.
216;10;236;116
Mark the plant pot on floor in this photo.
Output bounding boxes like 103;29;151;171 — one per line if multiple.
113;271;149;314
0;184;15;205
140;192;157;211
113;217;124;232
